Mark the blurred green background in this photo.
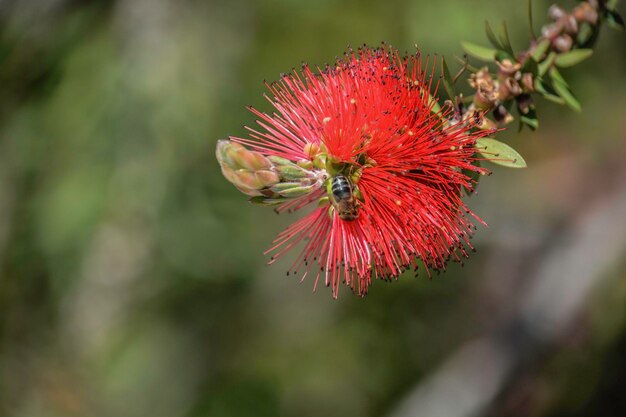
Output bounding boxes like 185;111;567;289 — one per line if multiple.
0;1;625;416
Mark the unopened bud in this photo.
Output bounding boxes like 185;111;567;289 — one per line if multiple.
573;3;598;24
587;0;600;10
466;110;496;131
216;140;273;171
297;159;314;170
271;183;318;198
470;68;498;109
267;155;295;167
231;170;280;196
563;15;578;34
542;22;564;39
499;78;522;101
521;73;535;92
216;140;280;196
478;117;497;131
553;35;573;52
249;196;285;206
303;142;320;159
275;164;308;181
497;59;522;77
548;5;567;21
255;170;281;186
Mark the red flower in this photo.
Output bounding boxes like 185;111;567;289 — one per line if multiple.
230;46;491;297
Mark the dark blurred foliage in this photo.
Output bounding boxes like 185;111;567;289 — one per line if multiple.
0;1;624;416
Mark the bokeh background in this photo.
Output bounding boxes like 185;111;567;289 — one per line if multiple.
0;1;625;416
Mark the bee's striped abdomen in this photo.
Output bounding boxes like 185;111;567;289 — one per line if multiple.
331;175;352;201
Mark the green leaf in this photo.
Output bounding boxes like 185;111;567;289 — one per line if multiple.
485;21;503;50
538;52;556;76
498;21;515;55
605;9;625;31
461;42;497;61
549;68;582;112
531;39;551;62
454;55;480;72
249;196;285;206
577;23;594;45
535;78;566;105
519;107;539;130
554;49;593;67
476;138;527;168
521;57;539;75
442;57;456;100
426;91;441;114
528;0;536;39
495;50;515;63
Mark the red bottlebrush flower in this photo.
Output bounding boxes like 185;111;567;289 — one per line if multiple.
226;45;491;298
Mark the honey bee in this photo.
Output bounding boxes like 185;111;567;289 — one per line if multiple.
330;174;359;221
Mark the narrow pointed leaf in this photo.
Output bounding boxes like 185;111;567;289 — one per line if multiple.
442;57;456;100
519;107;539;130
535;78;565;104
538;52;556;76
249;196;285;206
270;182;304;192
495;50;515;63
550;68;582;112
528;0;537;39
427;91;441;114
276;184;317;198
521;57;539;75
577;22;594;45
485;21;503;49
454;55;480;72
605;9;625;31
554;49;593;67
530;39;551;62
498;21;515;55
461;42;497;61
476;138;527;168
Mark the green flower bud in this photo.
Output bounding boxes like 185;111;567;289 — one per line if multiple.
267;155;296;167
233;170;265;191
255;170;281;187
217;140;325;202
270;182;303;193
249;196;286;206
216;140;281;196
275;165;308;181
275;184;318;198
217;140;273;171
